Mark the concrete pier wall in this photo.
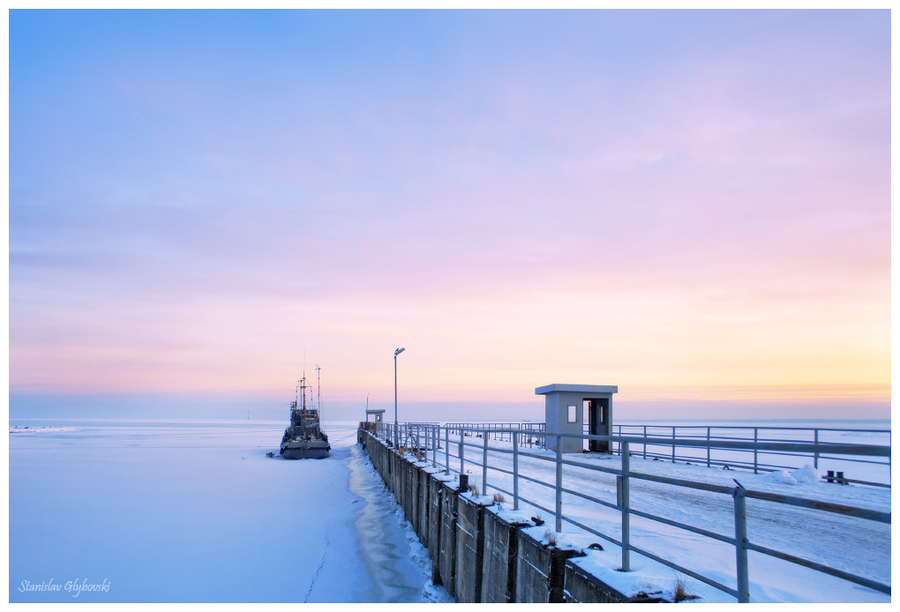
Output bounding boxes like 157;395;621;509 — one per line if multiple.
437;479;458;595
358;430;630;604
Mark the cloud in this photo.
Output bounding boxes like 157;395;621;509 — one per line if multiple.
9;11;890;409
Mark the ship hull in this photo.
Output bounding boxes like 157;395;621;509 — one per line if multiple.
280;439;330;459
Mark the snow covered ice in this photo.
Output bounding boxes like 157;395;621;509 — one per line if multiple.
9;418;451;603
8;416;890;604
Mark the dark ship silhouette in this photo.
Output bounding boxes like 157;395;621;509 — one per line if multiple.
280;373;330;459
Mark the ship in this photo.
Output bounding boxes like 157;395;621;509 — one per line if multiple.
280;372;330;459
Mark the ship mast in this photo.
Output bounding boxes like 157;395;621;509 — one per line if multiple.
300;371;308;411
316;365;321;419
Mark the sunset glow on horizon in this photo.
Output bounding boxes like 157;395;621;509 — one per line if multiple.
9;10;890;420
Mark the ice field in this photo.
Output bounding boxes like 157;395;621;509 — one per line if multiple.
9;417;890;603
9;418;450;603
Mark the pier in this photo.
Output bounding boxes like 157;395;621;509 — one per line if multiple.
358;417;891;603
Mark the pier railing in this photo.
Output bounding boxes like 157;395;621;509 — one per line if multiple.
440;421;891;486
609;423;891;487
444;421;545;447
373;421;891;603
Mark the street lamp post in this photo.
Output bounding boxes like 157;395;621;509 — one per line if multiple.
394;347;405;445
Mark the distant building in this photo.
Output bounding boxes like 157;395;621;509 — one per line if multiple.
536;384;618;454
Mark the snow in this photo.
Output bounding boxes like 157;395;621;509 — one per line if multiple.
9;416;890;604
763;465;821;486
8;418;451;603
9;425;76;433
438;428;891;604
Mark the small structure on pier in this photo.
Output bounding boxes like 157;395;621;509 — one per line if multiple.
359;408;386;437
536;384;618;454
365;408;385;423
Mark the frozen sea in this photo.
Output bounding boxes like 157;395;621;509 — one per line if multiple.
9;418;451;603
8;416;890;604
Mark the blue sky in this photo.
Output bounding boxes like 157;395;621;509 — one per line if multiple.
9;9;891;420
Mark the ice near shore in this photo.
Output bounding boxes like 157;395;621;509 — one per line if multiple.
9;418;451;603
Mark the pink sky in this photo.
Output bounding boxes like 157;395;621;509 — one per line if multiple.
9;10;890;419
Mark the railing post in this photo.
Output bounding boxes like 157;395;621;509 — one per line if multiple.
459;431;465;475
555;433;563;533
707;426;711;467
643;425;647;459
814;429;819;470
621;440;631;572
733;485;750;603
445;426;450;472
753;428;758;474
432;426;437;467
513;430;519;510
672;426;676;462
482;433;489;495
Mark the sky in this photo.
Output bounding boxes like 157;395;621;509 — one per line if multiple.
8;9;891;422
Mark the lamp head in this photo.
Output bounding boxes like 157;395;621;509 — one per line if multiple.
394;347;406;356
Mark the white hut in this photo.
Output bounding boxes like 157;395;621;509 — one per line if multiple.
536;384;618;453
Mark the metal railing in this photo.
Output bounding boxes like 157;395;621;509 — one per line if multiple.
444;421;545;447
370;421;891;603
607;424;891;487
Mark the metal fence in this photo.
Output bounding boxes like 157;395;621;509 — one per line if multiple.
608;424;891;487
440;421;891;486
373;421;891;603
444;421;545;447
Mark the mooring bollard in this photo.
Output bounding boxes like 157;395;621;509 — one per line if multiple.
826;470;834;483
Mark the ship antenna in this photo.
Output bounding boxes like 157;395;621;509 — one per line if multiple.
316;365;322;420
